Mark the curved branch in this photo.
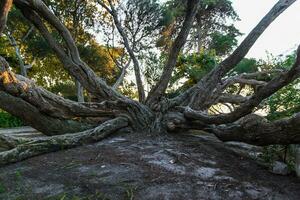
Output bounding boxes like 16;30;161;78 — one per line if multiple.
171;0;296;109
211;114;300;146
185;46;300;124
0;117;128;166
14;0;124;102
0;55;124;135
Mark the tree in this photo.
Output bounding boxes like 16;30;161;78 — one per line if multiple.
0;0;299;165
157;0;240;55
2;0;122;101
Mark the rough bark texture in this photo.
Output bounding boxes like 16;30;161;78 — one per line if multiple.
0;0;299;165
146;0;201;108
0;0;12;34
0;117;128;165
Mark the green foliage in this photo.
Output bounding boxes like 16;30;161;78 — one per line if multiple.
173;50;217;83
48;81;78;101
158;0;240;55
144;52;166;88
209;26;241;56
0;111;23;128
258;51;299;172
267;80;300;121
168;50;218;97
233;58;258;74
2;1;122;93
261;145;296;171
265;51;299;121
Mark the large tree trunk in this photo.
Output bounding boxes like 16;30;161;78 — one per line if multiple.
0;0;299;166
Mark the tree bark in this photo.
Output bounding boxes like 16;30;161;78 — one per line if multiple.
146;0;201;108
76;80;84;103
0;0;12;34
0;0;299;166
210;113;300;146
6;32;27;77
0;117;128;166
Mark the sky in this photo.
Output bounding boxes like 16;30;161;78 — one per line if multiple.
232;0;300;59
98;0;300;59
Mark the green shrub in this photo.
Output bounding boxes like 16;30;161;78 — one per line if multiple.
0;111;24;128
261;145;296;171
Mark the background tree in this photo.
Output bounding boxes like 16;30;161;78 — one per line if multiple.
2;0;122;101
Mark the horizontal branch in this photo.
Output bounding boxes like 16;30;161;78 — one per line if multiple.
0;91;93;135
217;94;250;105
211;114;300;146
0;117;128;166
184;45;300;124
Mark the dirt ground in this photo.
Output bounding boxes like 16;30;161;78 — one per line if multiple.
0;128;299;200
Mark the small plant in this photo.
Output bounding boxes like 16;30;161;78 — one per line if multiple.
0;181;6;194
260;145;296;171
0;111;23;128
15;170;22;180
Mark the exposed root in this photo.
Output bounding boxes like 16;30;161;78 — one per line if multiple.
0;117;128;166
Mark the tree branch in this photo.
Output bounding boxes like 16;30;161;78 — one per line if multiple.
185;45;300;124
98;0;146;102
0;0;12;34
5;31;28;77
211;113;300;146
146;0;201;108
171;0;296;109
0;117;128;166
14;0;124;102
113;59;131;89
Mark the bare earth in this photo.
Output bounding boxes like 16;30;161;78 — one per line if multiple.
0;128;299;200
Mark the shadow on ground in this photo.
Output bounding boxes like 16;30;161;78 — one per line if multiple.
0;128;299;200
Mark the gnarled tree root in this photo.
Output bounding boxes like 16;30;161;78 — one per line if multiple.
0;117;128;166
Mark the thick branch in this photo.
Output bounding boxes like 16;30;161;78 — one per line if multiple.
14;0;124;102
211;114;300;146
217;94;250;105
0;117;128;166
171;0;296;109
146;0;200;107
0;91;93;135
185;46;300;124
